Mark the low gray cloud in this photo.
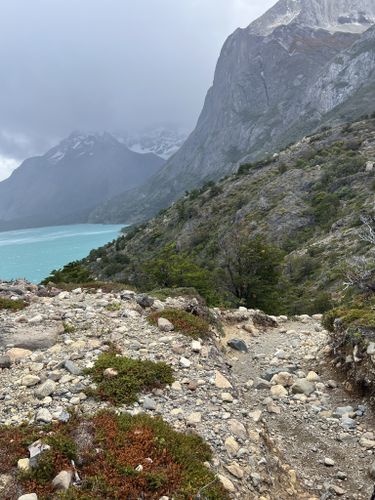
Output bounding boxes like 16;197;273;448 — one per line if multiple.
0;0;275;172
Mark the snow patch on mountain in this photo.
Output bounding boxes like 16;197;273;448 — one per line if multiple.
122;127;188;160
248;0;375;36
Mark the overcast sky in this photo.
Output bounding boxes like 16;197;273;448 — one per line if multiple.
0;0;276;179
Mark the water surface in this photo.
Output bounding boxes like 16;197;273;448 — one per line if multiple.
0;224;124;283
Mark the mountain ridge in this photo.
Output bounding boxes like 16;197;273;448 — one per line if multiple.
0;132;164;231
90;0;375;225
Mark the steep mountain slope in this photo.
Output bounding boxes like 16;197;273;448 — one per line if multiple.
0;132;164;231
57;117;375;313
90;0;375;225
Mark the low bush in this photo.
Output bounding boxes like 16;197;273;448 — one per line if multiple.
0;297;27;311
84;353;174;405
148;309;211;339
2;412;227;499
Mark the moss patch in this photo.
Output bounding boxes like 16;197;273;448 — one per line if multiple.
323;307;375;332
148;309;211;339
84;353;174;405
0;297;27;311
1;412;227;500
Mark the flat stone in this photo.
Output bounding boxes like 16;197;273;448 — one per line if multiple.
21;375;41;387
228;419;247;439
214;371;232;389
6;348;32;363
324;458;335;467
18;495;38;500
64;360;82;375
225;463;244;479
218;474;236;493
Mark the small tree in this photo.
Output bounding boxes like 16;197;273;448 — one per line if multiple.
219;232;284;312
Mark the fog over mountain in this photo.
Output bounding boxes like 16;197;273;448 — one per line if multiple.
0;0;276;180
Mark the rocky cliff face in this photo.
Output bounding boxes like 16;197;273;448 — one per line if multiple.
91;0;375;224
0;132;164;231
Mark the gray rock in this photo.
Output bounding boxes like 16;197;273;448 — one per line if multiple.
143;396;157;410
291;378;315;396
157;317;174;332
36;408;53;424
136;294;154;308
369;462;375;480
64;359;82;376
227;339;248;353
35;379;56;399
0;355;11;369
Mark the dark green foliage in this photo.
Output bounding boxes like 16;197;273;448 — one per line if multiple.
221;235;285;313
42;261;91;284
309;192;340;228
148;309;211;339
237;163;255;175
143;244;218;305
85;353;174;405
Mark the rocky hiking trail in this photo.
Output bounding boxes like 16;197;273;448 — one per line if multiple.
0;282;374;499
222;314;375;499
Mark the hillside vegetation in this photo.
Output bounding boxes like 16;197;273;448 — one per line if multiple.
47;117;375;314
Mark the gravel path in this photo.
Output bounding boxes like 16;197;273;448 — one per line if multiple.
223;317;375;499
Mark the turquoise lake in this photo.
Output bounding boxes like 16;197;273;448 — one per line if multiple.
0;224;124;283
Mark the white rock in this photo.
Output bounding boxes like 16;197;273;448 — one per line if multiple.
52;470;73;491
191;340;202;353
18;495;38;500
21;375;41;387
180;357;191;368
186;412;202;424
157;317;174;332
17;458;31;472
36;408;53;424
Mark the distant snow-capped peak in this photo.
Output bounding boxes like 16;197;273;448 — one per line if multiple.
121;126;188;160
45;131;119;163
248;0;375;36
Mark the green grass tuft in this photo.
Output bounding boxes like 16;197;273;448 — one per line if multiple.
84;353;174;405
148;308;211;339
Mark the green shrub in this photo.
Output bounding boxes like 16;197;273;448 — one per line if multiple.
42;261;91;284
148;309;211;339
85;353;174;405
0;297;27;311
